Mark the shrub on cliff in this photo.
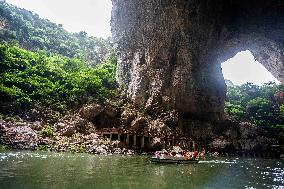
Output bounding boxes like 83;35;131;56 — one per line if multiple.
40;125;54;138
0;43;117;115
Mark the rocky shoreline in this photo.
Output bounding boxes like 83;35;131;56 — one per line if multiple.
0;118;283;158
0;118;136;155
0;102;283;158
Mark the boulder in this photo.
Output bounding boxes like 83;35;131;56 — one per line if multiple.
130;116;147;129
60;125;76;137
210;136;232;150
12;126;37;137
78;103;104;120
30;121;43;131
121;107;137;126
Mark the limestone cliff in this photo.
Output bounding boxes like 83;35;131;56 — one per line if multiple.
111;0;284;124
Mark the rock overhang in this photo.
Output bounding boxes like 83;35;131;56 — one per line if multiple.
111;0;284;121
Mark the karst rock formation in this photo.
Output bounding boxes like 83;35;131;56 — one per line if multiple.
111;0;284;139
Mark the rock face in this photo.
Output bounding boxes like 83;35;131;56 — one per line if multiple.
0;120;41;150
209;121;279;155
111;0;284;125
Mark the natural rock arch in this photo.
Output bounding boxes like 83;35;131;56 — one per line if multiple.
111;0;284;124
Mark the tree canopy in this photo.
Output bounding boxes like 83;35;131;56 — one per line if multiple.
0;43;116;115
225;81;284;129
0;1;112;66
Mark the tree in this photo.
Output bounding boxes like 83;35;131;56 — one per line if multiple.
225;81;283;128
0;43;117;114
0;1;112;65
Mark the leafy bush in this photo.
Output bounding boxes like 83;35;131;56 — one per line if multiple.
0;43;117;113
38;144;49;151
40;125;54;137
224;102;244;120
68;144;87;153
0;144;10;150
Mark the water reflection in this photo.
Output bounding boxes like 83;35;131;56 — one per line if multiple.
0;151;283;189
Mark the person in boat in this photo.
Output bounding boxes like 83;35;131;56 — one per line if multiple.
154;151;161;159
172;145;183;153
163;151;172;159
154;149;171;159
174;152;183;158
193;148;197;160
160;152;169;159
170;151;176;157
183;150;193;160
198;148;206;159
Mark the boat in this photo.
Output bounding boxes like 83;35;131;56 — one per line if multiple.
150;157;199;164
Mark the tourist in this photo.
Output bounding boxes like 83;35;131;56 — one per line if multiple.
193;148;197;160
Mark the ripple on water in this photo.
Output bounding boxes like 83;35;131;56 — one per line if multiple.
0;155;8;161
199;159;237;164
0;152;283;189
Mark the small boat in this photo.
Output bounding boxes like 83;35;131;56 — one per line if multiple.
150;157;199;164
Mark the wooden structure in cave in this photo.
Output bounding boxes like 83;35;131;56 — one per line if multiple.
95;128;196;150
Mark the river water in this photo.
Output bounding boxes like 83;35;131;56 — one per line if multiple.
0;151;283;189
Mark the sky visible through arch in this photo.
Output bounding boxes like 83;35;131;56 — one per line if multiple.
221;51;279;85
6;0;280;86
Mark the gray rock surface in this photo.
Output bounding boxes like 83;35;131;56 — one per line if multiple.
111;0;284;123
78;103;104;120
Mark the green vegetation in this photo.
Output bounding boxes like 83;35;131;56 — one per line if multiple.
68;144;87;153
0;1;112;66
225;82;284;128
0;1;117;124
280;104;284;117
38;144;49;151
40;125;55;138
0;144;10;150
0;43;116;115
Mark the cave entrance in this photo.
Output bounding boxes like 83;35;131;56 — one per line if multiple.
221;50;280;86
220;50;282;125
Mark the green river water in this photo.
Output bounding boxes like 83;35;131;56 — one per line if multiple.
0;150;283;189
